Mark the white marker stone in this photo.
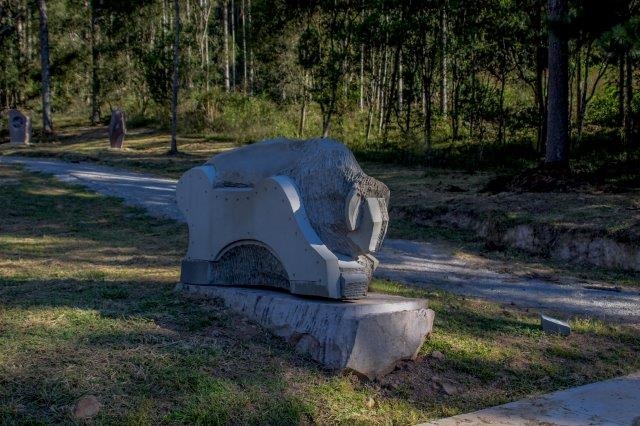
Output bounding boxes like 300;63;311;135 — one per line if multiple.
540;314;571;336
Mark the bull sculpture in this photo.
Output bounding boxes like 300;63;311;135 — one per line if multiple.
176;138;389;299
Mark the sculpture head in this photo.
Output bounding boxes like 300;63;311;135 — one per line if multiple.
206;137;390;259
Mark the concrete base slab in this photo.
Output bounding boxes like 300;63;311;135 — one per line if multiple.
423;371;640;426
176;284;435;379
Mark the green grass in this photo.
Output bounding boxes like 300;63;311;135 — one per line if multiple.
1;164;639;424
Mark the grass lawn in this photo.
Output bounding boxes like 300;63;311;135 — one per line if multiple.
1;163;639;424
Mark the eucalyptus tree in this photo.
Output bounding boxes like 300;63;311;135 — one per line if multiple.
569;0;634;145
37;0;53;134
545;0;569;167
598;2;640;150
169;0;180;154
310;1;359;137
0;1;22;108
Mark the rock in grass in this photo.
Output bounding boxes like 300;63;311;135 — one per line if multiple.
365;397;376;409
73;395;101;419
540;314;571;336
441;381;458;396
433;376;458;395
430;350;445;361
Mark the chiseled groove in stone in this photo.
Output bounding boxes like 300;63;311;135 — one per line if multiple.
211;243;290;289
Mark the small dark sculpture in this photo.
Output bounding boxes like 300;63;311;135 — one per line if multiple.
108;109;126;149
8;109;31;145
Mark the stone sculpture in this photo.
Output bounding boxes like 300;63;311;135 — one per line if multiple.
177;137;390;299
108;108;126;149
8;109;31;145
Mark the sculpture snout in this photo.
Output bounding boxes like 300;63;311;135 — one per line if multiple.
345;189;389;254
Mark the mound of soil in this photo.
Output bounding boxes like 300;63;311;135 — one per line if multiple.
483;167;581;193
484;157;640;194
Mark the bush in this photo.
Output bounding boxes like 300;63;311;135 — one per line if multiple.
587;84;619;127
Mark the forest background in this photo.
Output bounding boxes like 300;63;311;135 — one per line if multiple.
1;0;639;170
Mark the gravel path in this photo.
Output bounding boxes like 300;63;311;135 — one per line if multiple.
3;155;639;324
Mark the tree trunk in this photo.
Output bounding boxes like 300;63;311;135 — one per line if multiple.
398;49;403;110
382;45;401;143
223;0;230;93
577;43;606;146
206;6;211;92
298;72;307;137
365;102;374;143
16;7;26;103
247;0;254;95
440;1;448;117
497;75;506;144
625;50;633;151
619;55;625;129
545;0;569;167
423;52;434;153
231;0;236;91
365;49;376;143
241;0;247;93
321;78;338;138
378;45;388;134
169;0;180;155
359;43;364;110
575;45;581;128
37;0;52;134
450;60;460;139
90;1;101;125
322;107;333;138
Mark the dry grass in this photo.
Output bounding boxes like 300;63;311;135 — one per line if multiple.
1;164;639;424
0;125;233;179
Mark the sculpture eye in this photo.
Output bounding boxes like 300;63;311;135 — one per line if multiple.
345;188;362;231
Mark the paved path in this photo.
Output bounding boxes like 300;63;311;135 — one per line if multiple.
423;371;640;426
2;156;640;323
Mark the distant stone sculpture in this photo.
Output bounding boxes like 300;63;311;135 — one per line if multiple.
177;137;390;299
8;109;31;145
108;109;126;148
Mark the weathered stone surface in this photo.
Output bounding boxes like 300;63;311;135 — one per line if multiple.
177;138;390;299
177;284;434;379
540;314;571;336
108;108;126;148
8;109;31;145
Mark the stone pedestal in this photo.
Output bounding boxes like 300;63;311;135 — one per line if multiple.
8;109;31;145
177;284;435;379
